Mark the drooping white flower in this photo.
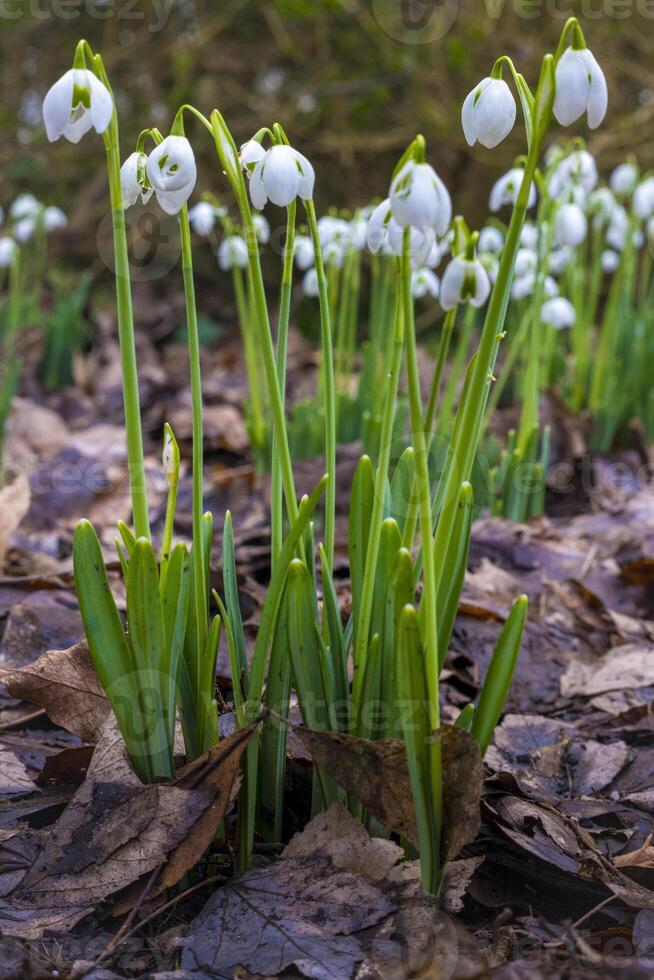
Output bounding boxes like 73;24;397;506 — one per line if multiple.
587;187;616;226
512;274;536;300
554;203;587;247
601;249;620;273
541;296;576;329
217;235;248;271
43;206;67;231
425;238;448;269
544;275;560;298
302;267;319;297
366;199;392;254
634;178;654;220
43;68;113;143
188;201;218;236
386;220;435;267
440;255;490;310
324;240;345;268
9;193;41;220
389;160;451;235
317;215;350;248
553;46;608;130
239;140;266;168
13;217;36;244
411;267;440;300
520;222;539;249
120;152;153;208
548;150;598;199
462;77;516;149
548;246;573;276
293;234;314;270
252;213;271;244
606;205;629;251
610;162;638;197
514;248;538;278
478;225;504;254
146;136;197;215
248;144;315;209
490;168;537;212
0;237;17;268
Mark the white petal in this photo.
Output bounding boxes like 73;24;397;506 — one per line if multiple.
262;146;300;207
440;256;466;310
294;151;315;200
474;79;516;149
155;177;195;215
63;109;94;144
554;48;590;127
583;49;608;129
42;69;75;142
86;71;114;134
120;152;142;209
471;262;491;307
147;136;196;193
432;172;452;236
366;198;391;254
249;159;268;210
239;140;266;166
461;79;491;147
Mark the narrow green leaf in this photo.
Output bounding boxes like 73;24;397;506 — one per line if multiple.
436;482;473;666
348;455;373;643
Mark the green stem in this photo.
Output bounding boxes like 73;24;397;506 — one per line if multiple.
232;265;266;455
424;307;458;439
102;115;150;539
304;199;336;569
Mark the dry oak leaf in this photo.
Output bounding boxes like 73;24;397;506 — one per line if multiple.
561;643;654;698
0;641;109;744
0;473;30;573
293;724;482;861
614;834;654;869
0;746;34;796
0;722;256;939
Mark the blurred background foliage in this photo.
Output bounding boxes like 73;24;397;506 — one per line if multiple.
1;0;653;300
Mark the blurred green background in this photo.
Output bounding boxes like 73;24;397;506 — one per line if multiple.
1;0;653;298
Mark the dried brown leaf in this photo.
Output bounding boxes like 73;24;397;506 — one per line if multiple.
0;474;30;573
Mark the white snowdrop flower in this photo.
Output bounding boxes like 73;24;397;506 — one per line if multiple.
548;246;573;276
389;160;451;235
324;240;345;268
606;205;629;251
13;217;36;243
544;275;560;298
512;273;536;300
554;203;587;247
601;249;620;273
43;206;67;231
610;162;638;197
43;68;113;143
387;220;436;267
302;267;319;297
478;226;504;253
548;151;598;201
146;136;197;215
462;77;516;149
633;178;654;220
293;234;314;270
541;296;576;329
480;252;499;284
440;255;490;310
252;213;270;244
120;151;153;208
317;215;350;247
520;222;539;249
411;267;440;300
217;235;248;271
514;248;538;278
349;218;368;252
239;140;266;168
0;237;17;268
553;46;608;130
366;199;392;254
425;239;447;269
249;144;315;210
188;202;218;236
9;193;41;220
490;168;537;212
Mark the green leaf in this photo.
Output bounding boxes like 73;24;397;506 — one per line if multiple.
318;543;348;713
348;455;373;643
435;482;473;666
160;542;190;747
472;594;528;756
222;511;247;683
390;446;415;533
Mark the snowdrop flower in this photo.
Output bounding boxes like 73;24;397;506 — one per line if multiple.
248;144;315;209
387;221;435;267
606;205;629;251
324;240;345;268
43;206;67;231
610;162;638;197
349;217;368;252
302;267;319;297
252;213;270;244
440;255;490;310
146;136;197;215
462;77;516;149
366;199;392;254
601;249;620;273
512;274;536;300
541;296;576;329
43;68;113;143
411;267;440;300
217;235;248;271
239;139;266;168
425;239;448;269
520;222;539;249
120;152;153;208
490;168;537;212
478;225;504;253
553;46;608;130
188;202;218;236
13;217;36;243
549;150;598;200
544;276;560;298
587;188;616;226
554;203;587;247
514;248;538;278
0;237;17;268
293;234;314;270
389;160;451;235
548;246;573;276
317;215;350;248
634;178;654;220
480;252;499;284
9;193;41;220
